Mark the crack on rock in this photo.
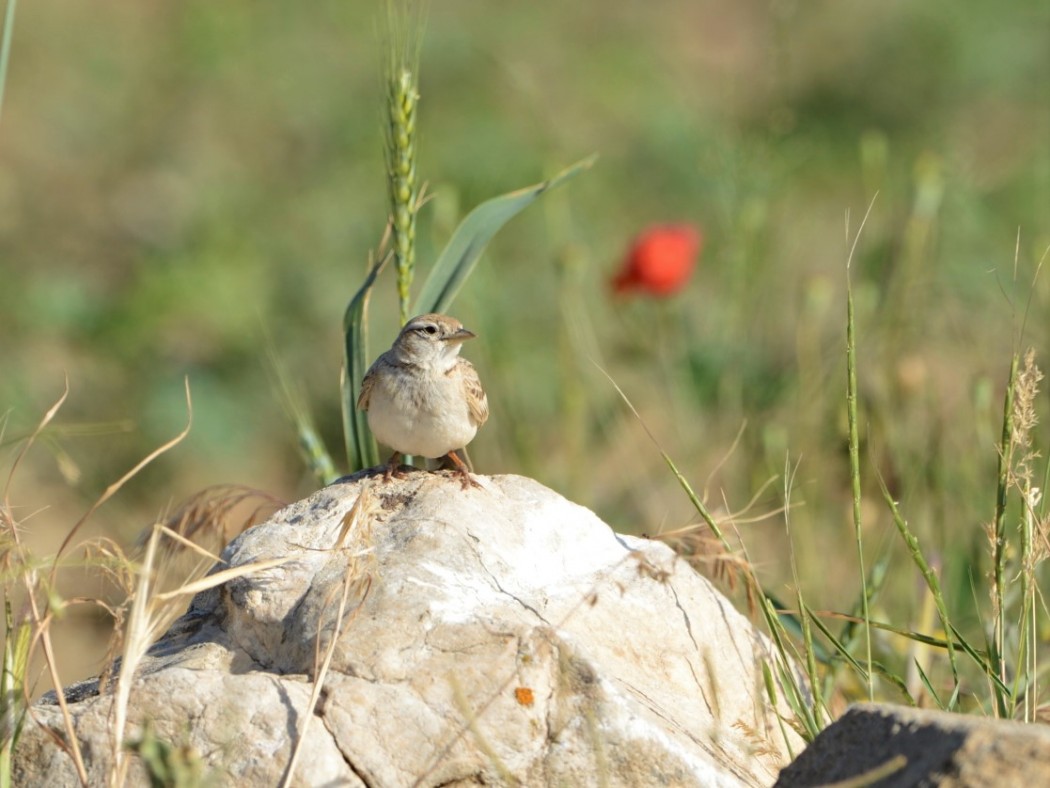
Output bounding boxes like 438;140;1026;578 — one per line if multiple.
668;585;715;717
271;677;304;760
485;564;550;625
221;617;278;675
617;678;722;762
433;773;487;787
669;585;707;693
669;586;699;654
463;537;552;626
317;691;375;788
711;594;758;683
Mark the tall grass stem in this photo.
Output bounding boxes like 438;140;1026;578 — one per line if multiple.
845;198;877;701
876;471;959;698
990;353;1018;717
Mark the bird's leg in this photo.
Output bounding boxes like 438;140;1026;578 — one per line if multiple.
383;451;405;481
444;449;480;489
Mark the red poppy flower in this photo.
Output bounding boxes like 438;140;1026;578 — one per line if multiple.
611;224;702;296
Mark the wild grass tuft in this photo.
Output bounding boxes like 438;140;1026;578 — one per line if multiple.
0;381;292;786
2;383;90;785
609;198;1049;744
109;522;292;786
597;364;816;747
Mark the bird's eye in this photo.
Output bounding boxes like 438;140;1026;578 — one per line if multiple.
423;325;438;335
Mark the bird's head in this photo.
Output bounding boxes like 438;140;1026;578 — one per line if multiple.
393;313;476;366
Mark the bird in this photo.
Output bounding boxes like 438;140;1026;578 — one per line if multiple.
357;313;489;488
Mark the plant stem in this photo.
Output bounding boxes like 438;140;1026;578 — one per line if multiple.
991;353;1018;717
385;8;422;325
846;269;872;701
844;197;876;702
0;0;17;129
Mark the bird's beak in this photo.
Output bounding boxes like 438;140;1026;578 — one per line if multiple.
446;326;476;343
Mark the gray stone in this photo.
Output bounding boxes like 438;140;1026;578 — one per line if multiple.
776;702;1050;787
16;472;803;786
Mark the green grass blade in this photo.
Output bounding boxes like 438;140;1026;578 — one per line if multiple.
868;662;913;705
764;590;831;663
844;197;877;701
762;661;797;761
801;602;920;702
837;552;889;656
912;658;945;709
413;155;596;316
845;275;873;700
815;603;1007;698
803;601;870;683
760;596;820;740
783;456;825;728
299;425;339;486
774;659;817;741
595;363;729;545
949;621;1011;698
265;341;339;486
875;469;959;689
990;353;1018;718
818;610;956;651
795;586;825;729
342;253;391;472
0;0;17;130
0;600;31;788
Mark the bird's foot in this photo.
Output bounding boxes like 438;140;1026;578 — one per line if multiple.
444;450;482;490
382;452;407;482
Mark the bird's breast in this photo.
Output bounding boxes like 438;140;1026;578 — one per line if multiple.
365;369;477;458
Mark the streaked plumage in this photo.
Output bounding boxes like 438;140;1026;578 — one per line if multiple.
358;313;488;485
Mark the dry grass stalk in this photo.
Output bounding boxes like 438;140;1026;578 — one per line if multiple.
2;382;88;784
49;380;194;589
152;484;283;557
1010;348;1043;494
109;522;296;787
281;485;377;788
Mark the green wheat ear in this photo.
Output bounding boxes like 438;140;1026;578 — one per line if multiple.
385;12;422;326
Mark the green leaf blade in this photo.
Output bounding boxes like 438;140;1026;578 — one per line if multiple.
342;254;389;473
413;154;596;316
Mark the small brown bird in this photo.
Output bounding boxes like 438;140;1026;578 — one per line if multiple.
357;313;489;487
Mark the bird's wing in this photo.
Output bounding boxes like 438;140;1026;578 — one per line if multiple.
357;361;379;411
459;359;489;427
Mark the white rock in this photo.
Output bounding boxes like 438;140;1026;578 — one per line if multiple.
15;472;805;786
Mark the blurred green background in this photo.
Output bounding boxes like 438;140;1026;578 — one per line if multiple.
2;0;1048;692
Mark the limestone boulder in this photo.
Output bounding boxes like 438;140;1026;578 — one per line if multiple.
16;472;803;786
